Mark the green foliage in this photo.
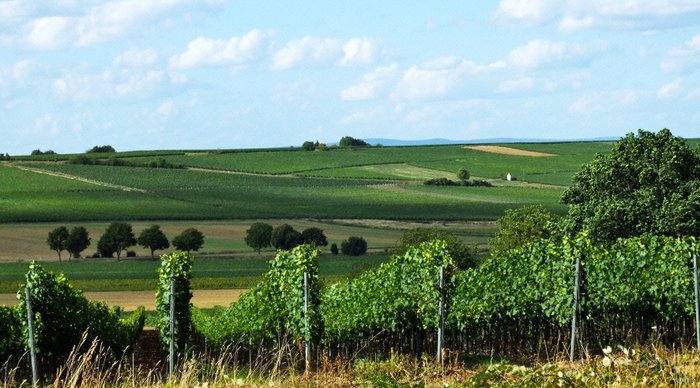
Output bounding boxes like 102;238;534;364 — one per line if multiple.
86;145;116;153
339;136;369;148
172;228;204;253
341;236;367;256
562;129;700;243
66;226;90;259
489;204;560;258
301;227;328;247
0;305;23;363
396;228;477;269
47;226;69;261
271;224;301;250
321;240;454;341
244;222;273;254
458;167;470;182
98;222;136;260
424;177;459;186
137;225;170;259
330;243;338;255
193;244;320;347
156;252;194;354
18;262;145;368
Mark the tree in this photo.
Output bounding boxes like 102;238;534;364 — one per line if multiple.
330;243;339;255
138;225;170;260
301;227;328;247
244;222;273;254
66;226;90;259
396;228;478;269
457;168;470;183
270;224;302;250
86;145;115;153
98;222;136;261
172;228;204;254
562;129;700;243
47;226;69;262
341;236;367;256
489;205;560;258
339;136;369;148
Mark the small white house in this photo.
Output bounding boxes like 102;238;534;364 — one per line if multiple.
506;173;512;181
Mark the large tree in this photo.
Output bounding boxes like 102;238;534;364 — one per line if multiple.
341;236;368;256
98;222;136;261
270;224;302;250
47;226;69;262
301;227;328;247
244;222;273;254
562;129;700;243
138;225;170;260
489;205;559;258
172;228;204;254
66;226;90;260
339;136;369;148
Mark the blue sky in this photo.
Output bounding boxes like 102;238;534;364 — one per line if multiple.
1;1;700;154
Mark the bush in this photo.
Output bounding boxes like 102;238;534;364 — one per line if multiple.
341;236;367;256
330;243;339;255
0;305;23;363
424;177;458;186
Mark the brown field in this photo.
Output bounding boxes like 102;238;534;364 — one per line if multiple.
0;288;244;311
465;145;555;157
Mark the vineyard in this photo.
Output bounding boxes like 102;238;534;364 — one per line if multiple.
3;235;699;385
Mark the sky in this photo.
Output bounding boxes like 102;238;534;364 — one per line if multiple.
1;1;700;155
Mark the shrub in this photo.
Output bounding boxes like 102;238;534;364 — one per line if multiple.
423;177;458;186
330;243;339;255
341;236;367;256
0;305;23;363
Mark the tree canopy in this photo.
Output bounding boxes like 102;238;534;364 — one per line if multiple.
47;226;69;262
98;222;136;260
301;227;328;247
339;136;369;148
396;227;477;269
271;224;302;250
138;225;170;260
341;236;367;256
562;129;700;243
86;145;116;153
244;222;273;254
66;226;90;259
489;205;559;258
172;228;204;254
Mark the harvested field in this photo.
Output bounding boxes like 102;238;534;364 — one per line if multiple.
0;289;244;311
465;145;555;157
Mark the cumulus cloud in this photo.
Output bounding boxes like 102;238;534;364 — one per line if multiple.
507;39;610;68
273;36;383;70
661;33;700;72
340;64;398;101
656;78;684;98
495;0;700;31
569;90;644;113
114;48;159;67
169;29;272;70
19;0;221;50
153;100;177;123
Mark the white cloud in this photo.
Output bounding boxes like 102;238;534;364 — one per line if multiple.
656;78;684;98
497;77;535;92
53;69;164;100
569;90;644;113
661;33;700;72
114;48;159;67
153;100;177;123
272;36;343;70
337;38;381;67
340;64;398;101
495;0;700;31
169;29;272;70
507;39;610;68
32;113;60;137
26;16;73;50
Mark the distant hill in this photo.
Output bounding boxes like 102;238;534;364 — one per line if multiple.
362;137;619;146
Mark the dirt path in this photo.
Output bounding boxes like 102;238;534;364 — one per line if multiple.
11;164;147;193
0;289;245;311
465;145;555;157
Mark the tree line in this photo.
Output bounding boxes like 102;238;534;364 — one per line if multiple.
244;222;369;256
47;223;204;262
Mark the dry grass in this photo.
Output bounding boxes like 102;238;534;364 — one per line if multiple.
465;145;555;157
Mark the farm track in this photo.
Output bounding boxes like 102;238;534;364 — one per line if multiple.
368;183;513;203
11;164;147;193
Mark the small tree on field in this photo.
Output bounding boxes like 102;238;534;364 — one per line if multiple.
330;243;339;255
172;228;204;254
341;236;367;256
271;224;302;250
47;226;69;262
301;227;328;247
245;222;273;254
138;225;170;260
457;168;470;183
98;222;136;261
66;226;90;259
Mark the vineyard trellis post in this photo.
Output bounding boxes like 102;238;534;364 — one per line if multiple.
169;279;175;381
437;265;444;366
694;253;699;349
570;254;581;362
304;271;311;373
25;286;39;388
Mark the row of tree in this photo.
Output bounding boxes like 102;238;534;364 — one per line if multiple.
47;223;204;262
244;222;369;256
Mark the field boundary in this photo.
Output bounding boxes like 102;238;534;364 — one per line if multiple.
11;164;148;193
